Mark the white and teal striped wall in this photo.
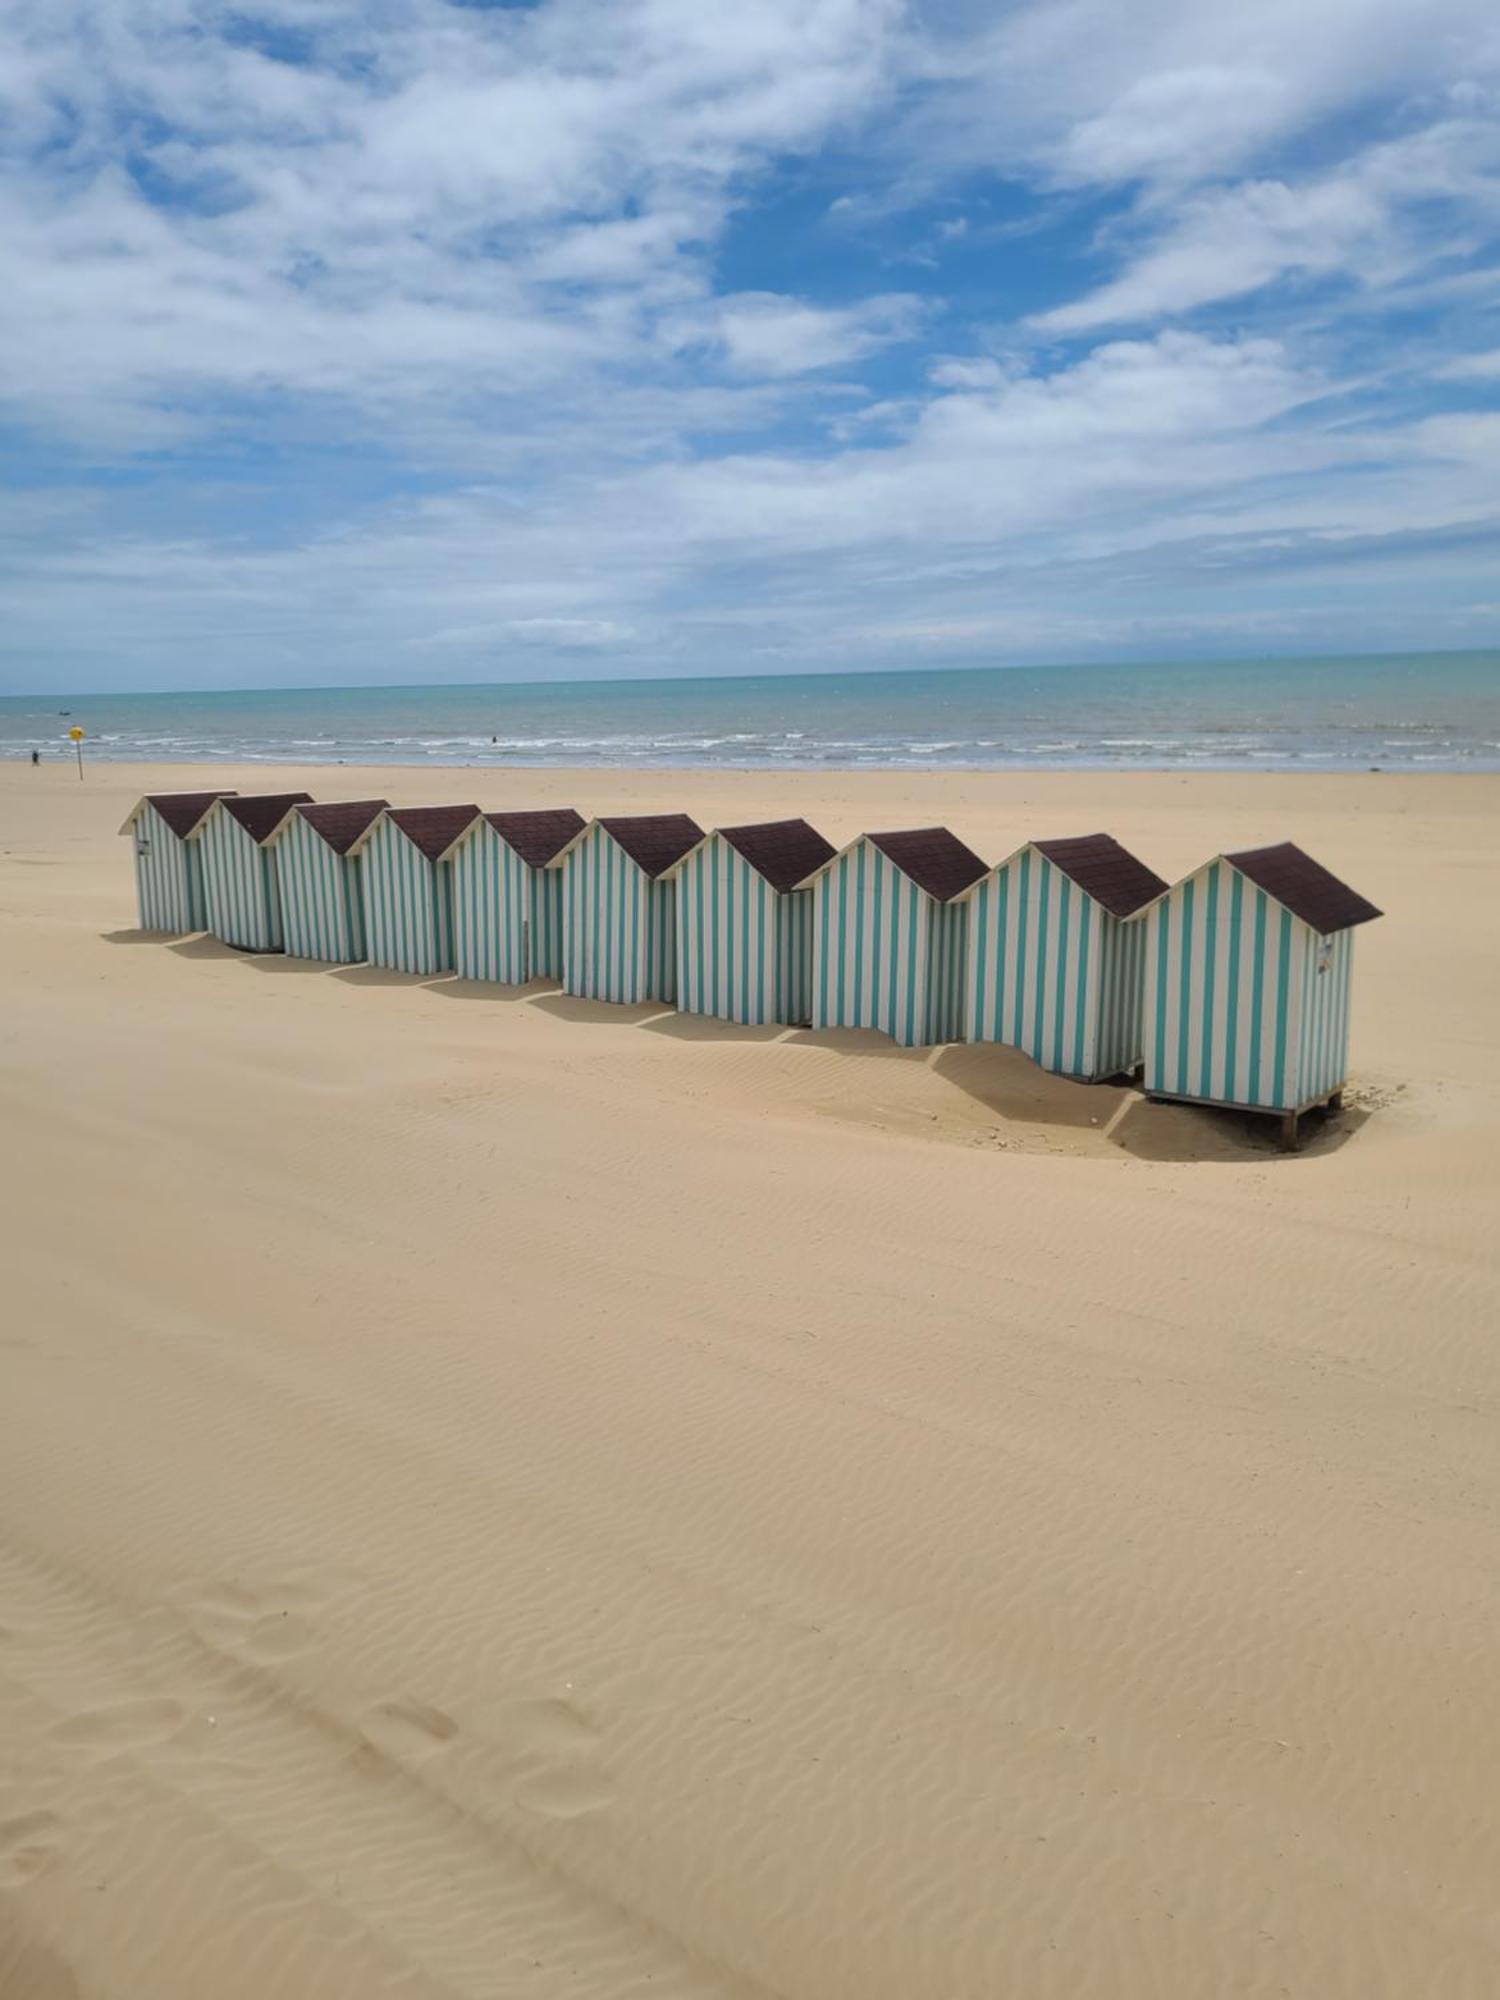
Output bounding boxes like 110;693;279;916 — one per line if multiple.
448;826;567;986
451;823;529;984
528;867;566;982
1139;858;1355;1112
808;840;967;1048
360;817;455;977
963;850;1146;1080
673;833;814;1026
130;803;204;934
776;889;814;1027
559;825;677;1005
275;815;367;965
197;809;284;952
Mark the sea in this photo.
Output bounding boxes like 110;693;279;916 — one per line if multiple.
3;651;1498;773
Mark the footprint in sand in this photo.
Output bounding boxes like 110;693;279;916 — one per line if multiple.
0;1810;64;1889
49;1697;186;1759
513;1767;616;1821
185;1577;331;1664
359;1699;461;1761
500;1695;599;1756
502;1694;616;1823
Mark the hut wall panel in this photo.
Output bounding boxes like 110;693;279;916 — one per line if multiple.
1141;860;1308;1110
361;818;451;976
925;900;969;1046
199;810;279;951
131;802;194;933
278;813;356;963
451;826;528;984
650;880;678;1004
528;866;566;981
675;836;777;1025
965;852;1103;1076
1094;913;1147;1079
776;889;814;1027
1298;928;1354;1105
810;841;931;1046
562;826;650;1004
344;857;367;962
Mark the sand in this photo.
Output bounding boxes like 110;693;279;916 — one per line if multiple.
1;758;1497;1999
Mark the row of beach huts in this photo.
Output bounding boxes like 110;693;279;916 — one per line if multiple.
123;790;1382;1148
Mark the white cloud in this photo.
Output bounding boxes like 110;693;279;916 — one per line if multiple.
661;291;924;377
0;0;906;446
1034;113;1500;332
1438;348;1500;380
3;0;1500;688
910;0;1500;191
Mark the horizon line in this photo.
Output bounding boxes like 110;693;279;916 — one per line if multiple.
4;642;1498;705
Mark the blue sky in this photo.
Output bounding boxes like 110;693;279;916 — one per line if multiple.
3;0;1499;692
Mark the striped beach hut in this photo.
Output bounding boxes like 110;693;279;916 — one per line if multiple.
191;792;314;952
1134;842;1382;1147
959;834;1167;1081
664;819;836;1027
440;808;586;986
264;799;388;965
802;827;988;1047
119;790;237;933
347;804;481;977
551;815;703;1006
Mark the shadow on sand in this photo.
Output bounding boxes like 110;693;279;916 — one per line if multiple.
932;1040;1368;1163
642;1010;788;1045
429;975;562;1005
1108;1093;1368;1163
109;930;1372;1161
528;992;676;1029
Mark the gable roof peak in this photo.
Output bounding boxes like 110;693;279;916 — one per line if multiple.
1029;832;1168;919
715;818;837;894
865;826;988;903
1222;841;1382;933
597;813;704;878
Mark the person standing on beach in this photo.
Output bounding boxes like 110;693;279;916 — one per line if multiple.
31;749;40;766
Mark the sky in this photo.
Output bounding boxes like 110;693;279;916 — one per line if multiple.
3;0;1500;692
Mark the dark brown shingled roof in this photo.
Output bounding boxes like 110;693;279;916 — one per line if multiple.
145;790;237;837
599;813;704;878
719;818;837;895
1032;833;1168;919
1224;841;1382;933
294;799;389;855
222;792;315;843
388;804;482;860
484;807;587;870
867;826;988;903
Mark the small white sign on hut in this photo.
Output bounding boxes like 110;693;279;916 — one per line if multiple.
1131;841;1383;1148
118;790;238;934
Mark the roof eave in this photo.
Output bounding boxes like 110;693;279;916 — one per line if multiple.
261;805;309;848
435;817;487;864
543;819;601;870
792;832;868;893
949;841;1036;905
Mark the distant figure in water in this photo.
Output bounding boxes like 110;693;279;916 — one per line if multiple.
31;749;40;766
